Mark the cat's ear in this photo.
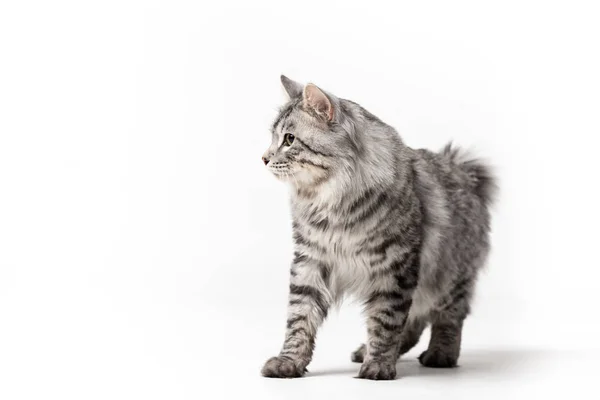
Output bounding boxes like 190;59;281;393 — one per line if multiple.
303;83;334;121
280;75;303;98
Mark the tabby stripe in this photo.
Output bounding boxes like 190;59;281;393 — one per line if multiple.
344;192;390;228
380;309;395;318
272;104;294;131
292;230;326;253
390;299;413;313
370;315;403;332
319;262;330;284
368;235;402;255
369;253;390;268
395;273;419;290
438;276;473;308
297;158;329;170
358;209;399;246
283;120;295;133
303;215;329;231
368;326;386;340
450;286;472;305
293;251;308;264
286;147;301;156
368;253;409;280
365;290;404;306
349;190;387;219
346;188;376;214
289;284;328;318
295;138;334;158
286;315;307;329
449;276;473;299
280;348;300;355
287;327;308;338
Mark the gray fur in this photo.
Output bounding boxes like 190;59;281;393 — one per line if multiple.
260;76;497;380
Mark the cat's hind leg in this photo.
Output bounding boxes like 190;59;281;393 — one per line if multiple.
418;277;473;368
418;316;463;368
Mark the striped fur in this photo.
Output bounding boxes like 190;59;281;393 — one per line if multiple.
261;76;496;380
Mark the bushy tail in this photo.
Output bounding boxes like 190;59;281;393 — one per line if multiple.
441;142;498;207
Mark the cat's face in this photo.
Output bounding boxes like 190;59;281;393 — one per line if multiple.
262;76;356;189
263;99;332;186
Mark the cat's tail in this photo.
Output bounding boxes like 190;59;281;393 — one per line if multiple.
441;142;498;207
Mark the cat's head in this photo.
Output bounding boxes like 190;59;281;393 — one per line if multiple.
262;76;361;191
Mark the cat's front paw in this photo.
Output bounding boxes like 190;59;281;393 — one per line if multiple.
261;356;305;378
357;359;397;380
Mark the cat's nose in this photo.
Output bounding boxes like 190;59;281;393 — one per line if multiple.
262;156;270;165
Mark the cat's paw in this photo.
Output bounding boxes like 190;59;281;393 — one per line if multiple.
418;349;458;368
356;359;397;380
351;343;366;363
261;356;305;378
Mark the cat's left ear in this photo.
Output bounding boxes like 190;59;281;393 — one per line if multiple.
303;83;334;122
281;75;303;98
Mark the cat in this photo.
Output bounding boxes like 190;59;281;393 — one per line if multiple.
260;75;496;380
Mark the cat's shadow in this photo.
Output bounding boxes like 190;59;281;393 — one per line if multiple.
307;349;541;379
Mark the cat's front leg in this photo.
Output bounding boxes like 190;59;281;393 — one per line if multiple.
358;248;419;380
261;256;331;378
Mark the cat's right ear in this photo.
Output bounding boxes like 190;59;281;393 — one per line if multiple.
281;75;303;98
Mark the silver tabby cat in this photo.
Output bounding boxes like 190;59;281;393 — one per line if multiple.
261;76;496;380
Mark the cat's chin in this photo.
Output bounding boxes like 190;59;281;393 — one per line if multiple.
271;172;293;182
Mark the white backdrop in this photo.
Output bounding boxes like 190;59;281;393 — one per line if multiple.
1;1;599;399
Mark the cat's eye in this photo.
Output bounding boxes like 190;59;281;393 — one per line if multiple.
283;133;295;146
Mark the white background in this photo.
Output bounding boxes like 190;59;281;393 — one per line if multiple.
1;1;599;399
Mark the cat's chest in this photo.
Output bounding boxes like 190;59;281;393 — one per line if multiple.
292;201;377;296
326;248;373;299
296;221;373;297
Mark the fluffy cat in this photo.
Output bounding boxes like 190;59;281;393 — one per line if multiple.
260;76;496;380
